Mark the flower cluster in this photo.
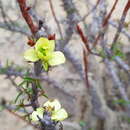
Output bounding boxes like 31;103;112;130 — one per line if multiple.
24;37;65;71
31;99;68;122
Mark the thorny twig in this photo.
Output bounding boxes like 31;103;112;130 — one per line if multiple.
92;0;118;48
28;8;51;36
60;0;85;79
61;0;80;49
17;0;38;35
104;58;130;111
109;20;130;40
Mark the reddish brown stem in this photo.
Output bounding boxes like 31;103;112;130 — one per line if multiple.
93;0;119;48
92;34;101;49
83;50;89;88
17;0;38;35
112;0;130;45
103;0;119;27
76;25;91;53
123;0;130;16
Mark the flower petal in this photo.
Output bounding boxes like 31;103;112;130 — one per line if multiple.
35;37;55;52
49;40;55;51
35;37;49;49
43;99;61;111
31;107;44;121
37;107;44;113
48;51;65;66
51;108;68;121
24;48;39;62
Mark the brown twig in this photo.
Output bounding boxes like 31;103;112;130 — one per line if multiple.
92;0;119;48
112;0;130;47
76;24;91;53
17;0;38;35
48;0;63;39
83;50;90;88
103;0;119;27
17;0;40;113
76;25;90;87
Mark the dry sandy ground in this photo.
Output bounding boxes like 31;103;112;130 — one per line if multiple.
0;0;130;130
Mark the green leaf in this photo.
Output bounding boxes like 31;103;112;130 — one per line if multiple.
35;80;42;89
18;81;26;87
26;87;33;94
24;76;35;82
79;120;86;127
24;48;39;62
48;51;66;66
111;42;126;60
112;99;130;105
14;92;23;103
42;94;48;98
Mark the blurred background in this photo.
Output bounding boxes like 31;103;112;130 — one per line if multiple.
0;0;130;130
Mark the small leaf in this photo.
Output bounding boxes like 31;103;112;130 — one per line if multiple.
42;94;48;98
24;76;35;82
26;87;33;94
24;48;39;62
36;80;42;89
112;99;130;105
14;92;23;103
18;81;26;87
79;120;86;127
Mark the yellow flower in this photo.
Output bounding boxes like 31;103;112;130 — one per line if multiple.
31;99;68;122
31;107;44;121
24;37;66;71
43;99;61;111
